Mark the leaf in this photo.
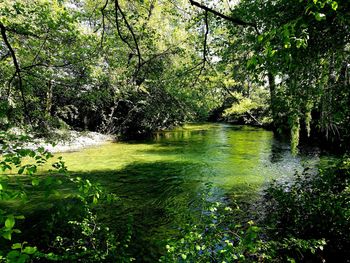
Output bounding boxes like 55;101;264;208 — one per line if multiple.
284;42;291;49
11;243;22;249
331;1;338;10
2;231;12;240
17;254;30;263
296;39;303;48
1;164;12;171
23;246;37;255
27;166;37;175
247;220;255;225
315;12;326;21
31;179;40;186
6;250;20;259
5;215;15;229
247;57;257;70
37;147;45;153
269;49;277;57
18;166;25;175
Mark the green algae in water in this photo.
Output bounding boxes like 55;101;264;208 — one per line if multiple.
58;124;307;192
4;124;327;262
46;124;321;261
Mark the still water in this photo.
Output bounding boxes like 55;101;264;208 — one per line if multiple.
55;123;324;261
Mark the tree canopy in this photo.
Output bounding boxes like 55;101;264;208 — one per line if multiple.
1;0;349;150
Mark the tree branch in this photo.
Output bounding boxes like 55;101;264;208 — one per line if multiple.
0;22;30;122
114;0;142;79
0;52;10;61
100;0;109;48
22;62;72;71
191;11;209;87
189;0;257;30
139;46;177;68
5;26;40;38
203;10;209;64
31;30;50;65
147;0;156;21
114;1;134;52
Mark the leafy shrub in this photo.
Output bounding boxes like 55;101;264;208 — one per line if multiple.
160;197;264;262
0;132;131;262
160;182;333;262
261;158;350;262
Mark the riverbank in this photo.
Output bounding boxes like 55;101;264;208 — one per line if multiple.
14;129;116;153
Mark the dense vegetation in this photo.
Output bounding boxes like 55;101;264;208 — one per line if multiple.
1;0;349;262
1;0;349;149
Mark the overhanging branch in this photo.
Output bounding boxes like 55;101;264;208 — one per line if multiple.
114;0;142;79
189;0;257;30
0;22;30;122
100;0;109;48
203;10;208;64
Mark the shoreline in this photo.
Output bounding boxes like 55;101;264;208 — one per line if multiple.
25;130;115;153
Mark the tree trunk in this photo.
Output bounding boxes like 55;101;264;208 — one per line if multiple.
46;80;53;116
268;72;277;128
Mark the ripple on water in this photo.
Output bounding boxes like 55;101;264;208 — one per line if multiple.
33;124;330;261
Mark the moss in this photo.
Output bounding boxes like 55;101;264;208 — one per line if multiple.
291;116;300;155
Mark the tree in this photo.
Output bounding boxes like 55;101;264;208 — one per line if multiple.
189;0;350;152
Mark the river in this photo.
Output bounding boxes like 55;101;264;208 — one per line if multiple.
50;123;326;261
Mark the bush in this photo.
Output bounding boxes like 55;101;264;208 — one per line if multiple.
0;132;131;262
160;194;265;262
160;186;325;263
261;158;350;262
160;159;350;263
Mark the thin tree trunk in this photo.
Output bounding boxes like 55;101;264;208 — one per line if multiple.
268;72;277;128
46;80;53;116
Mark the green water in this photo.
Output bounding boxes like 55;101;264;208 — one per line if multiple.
51;123;323;261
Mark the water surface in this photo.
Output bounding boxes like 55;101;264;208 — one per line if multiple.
54;123;322;261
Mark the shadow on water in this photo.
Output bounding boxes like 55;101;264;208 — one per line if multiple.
17;160;245;262
75;162;233;260
4;124;332;262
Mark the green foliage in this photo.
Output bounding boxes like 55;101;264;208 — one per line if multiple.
290;115;300;155
160;185;328;262
0;0;349;149
223;89;271;126
0;132;131;262
215;0;350;149
160;192;264;262
3;242;37;263
0;0;223;137
261;157;350;262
